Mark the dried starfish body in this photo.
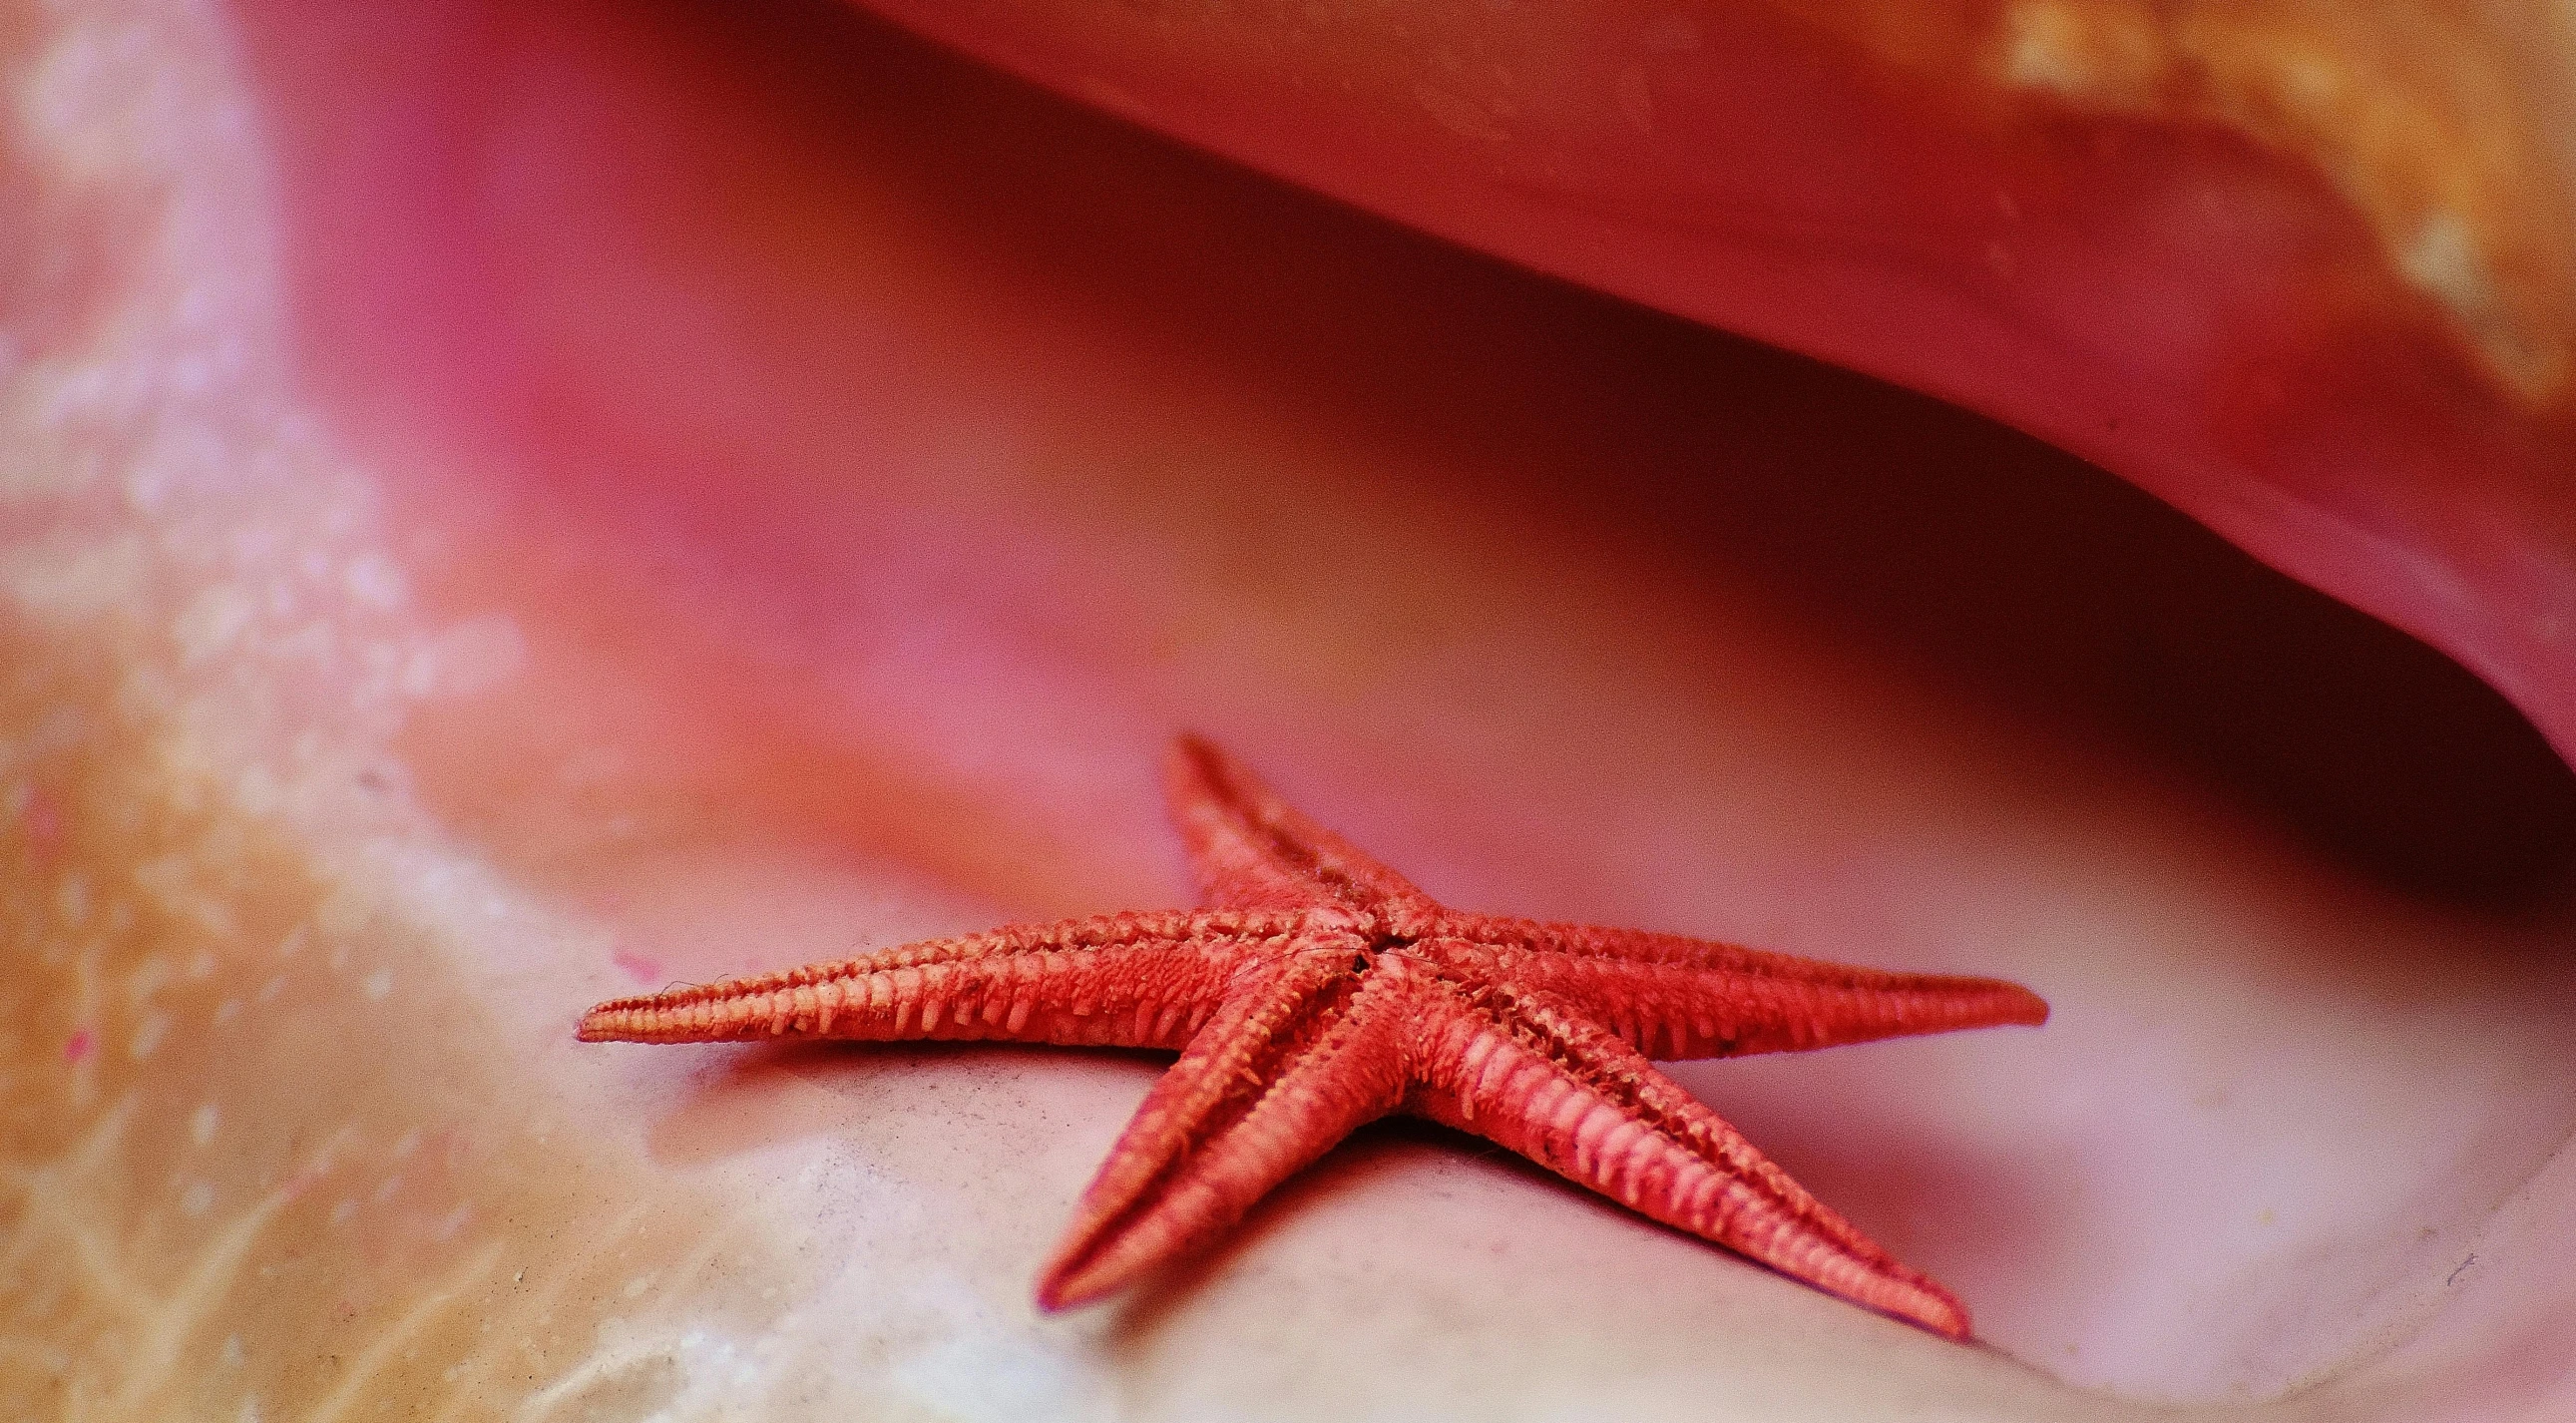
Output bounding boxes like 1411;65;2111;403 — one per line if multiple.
581;738;2048;1337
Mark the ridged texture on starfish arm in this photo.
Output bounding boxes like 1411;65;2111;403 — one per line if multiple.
1166;735;1442;913
578;910;1287;1049
1036;942;1405;1308
1404;976;1972;1338
579;738;2048;1337
1425;922;2059;1060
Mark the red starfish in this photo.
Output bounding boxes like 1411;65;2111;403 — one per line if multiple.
580;738;2047;1337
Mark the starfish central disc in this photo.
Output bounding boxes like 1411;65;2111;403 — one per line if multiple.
579;737;2048;1338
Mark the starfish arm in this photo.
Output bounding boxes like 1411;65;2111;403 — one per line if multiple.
576;909;1306;1050
1165;735;1435;913
1407;983;1974;1338
1423;921;2048;1060
1036;937;1410;1308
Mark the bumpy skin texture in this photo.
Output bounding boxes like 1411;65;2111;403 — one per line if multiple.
583;738;2048;1336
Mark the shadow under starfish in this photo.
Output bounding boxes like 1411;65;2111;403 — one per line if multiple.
579;737;2048;1338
